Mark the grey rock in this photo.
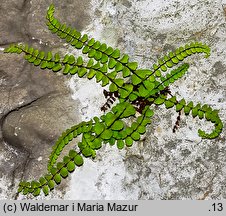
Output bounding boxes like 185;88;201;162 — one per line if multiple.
2;92;79;178
0;0;91;199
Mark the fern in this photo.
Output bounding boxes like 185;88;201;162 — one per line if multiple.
4;4;223;197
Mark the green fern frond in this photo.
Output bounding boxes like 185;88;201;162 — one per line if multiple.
18;148;83;196
164;96;223;139
150;42;210;78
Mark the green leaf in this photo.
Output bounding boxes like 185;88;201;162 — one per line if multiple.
74;155;84;166
82;147;93;157
101;54;108;64
47;61;55;69
137;125;146;134
28;47;34;54
52;63;62;72
48;180;55;190
33;188;41;197
93;138;102;149
101;76;109;86
63;156;70;164
108;137;116;146
120;54;129;64
160;65;167;72
104;112;117;126
122;104;136;118
198;110;204;119
70;66;78;75
54;174;61;184
68;55;75;64
82;46;90;54
92;41;101;49
176;54;184;61
109;83;118;92
88;49;96;58
24;54;32;60
76;56;83;66
99;43;107;52
131;74;142;85
74;41;83;49
108;71;117;79
50;167;58;175
141;118;151;126
27;56;36;63
131;132;140;141
100;64;108;73
101;129;113;140
67;161;75;172
143;80;155;91
44;174;53;182
169;96;177;104
87;69;96;79
69;149;77;159
184;106;191;115
39;177;47;186
63;54;70;63
136;69;152;79
96;71;104;82
172;57;179;64
94;51;102;60
154;97;165;105
115;78;124;87
192;107;198;117
81;34;88;42
60;167;68;178
18;186;23;193
166;60;174;68
164;100;174;109
78;68;87;77
111;120;124;130
145;109;154;117
46;51;52;61
129;93;138;101
155;70;161;77
127;62;138;70
115;62;123;72
119;88;130;98
117;140;124;149
108;58;117;69
23;188;29;195
43;185;49;196
125;137;133;147
122;67;131;77
34;59;42;66
54;53;60;62
86;59;94;68
111;49;120;58
105;47;114;55
138;85;149;97
92;62;100;69
93;122;105;135
87;38;95;46
57;162;64;170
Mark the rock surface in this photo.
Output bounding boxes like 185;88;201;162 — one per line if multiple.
0;0;226;200
0;0;90;199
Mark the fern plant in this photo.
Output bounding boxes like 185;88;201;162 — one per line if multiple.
4;4;223;197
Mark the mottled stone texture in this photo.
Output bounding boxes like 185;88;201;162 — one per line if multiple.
0;0;226;200
0;0;90;199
